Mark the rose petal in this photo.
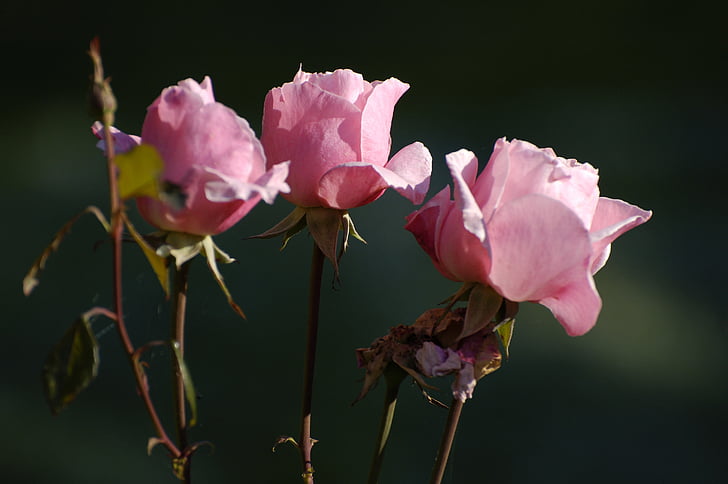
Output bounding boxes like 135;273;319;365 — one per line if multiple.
317;142;432;208
589;197;652;273
480;138;601;227
91;122;141;154
404;186;457;280
360;78;409;165
487;194;601;334
204;161;290;205
447;149;486;244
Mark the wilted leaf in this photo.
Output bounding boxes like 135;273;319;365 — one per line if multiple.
42;317;100;415
122;212;169;296
171;340;198;427
113;144;164;200
23;206;109;296
147;437;164;456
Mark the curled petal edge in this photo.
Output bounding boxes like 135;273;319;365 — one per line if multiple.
204;161;291;205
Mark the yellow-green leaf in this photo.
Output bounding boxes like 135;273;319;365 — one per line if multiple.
495;318;516;360
113;144;164;200
122;213;170;296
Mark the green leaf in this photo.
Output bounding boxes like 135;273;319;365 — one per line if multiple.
122;212;170;296
171;340;198;427
201;236;245;319
113;144;164;200
23;206;110;296
495;318;516;360
42;316;100;415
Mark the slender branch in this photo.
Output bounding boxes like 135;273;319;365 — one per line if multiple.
300;243;325;483
367;368;405;484
90;39;179;459
429;398;465;484
171;261;192;483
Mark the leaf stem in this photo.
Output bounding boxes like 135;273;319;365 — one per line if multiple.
171;261;192;482
300;243;325;483
429;398;465;484
367;368;405;484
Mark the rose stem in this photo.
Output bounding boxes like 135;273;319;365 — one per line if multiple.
171;260;192;482
300;243;325;483
91;38;180;459
367;368;405;484
429;398;465;484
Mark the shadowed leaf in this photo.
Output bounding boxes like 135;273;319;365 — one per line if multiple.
23;206;109;296
42;317;100;415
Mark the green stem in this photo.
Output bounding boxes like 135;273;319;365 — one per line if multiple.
367;368;405;484
429;398;465;484
171;261;192;483
300;243;325;483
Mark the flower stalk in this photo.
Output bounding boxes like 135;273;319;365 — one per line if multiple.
300;243;325;483
171;261;192;482
429;398;464;484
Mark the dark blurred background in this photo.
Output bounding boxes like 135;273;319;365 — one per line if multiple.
2;1;726;482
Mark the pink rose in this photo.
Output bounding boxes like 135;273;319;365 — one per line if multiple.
405;138;652;336
261;68;431;209
93;77;289;235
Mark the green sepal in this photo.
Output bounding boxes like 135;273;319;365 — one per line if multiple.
23;206;110;296
460;284;503;340
42;316;100;415
122;212;170;296
113;144;164;200
249;206;307;250
171;340;198;427
158;232;205;269
201;236;245;319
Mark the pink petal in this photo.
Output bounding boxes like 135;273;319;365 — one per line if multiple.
487;194;601;334
360;78;410;165
404;186;456;280
294;68;367;105
480;138;601;227
317;142;432;208
204;161;290;205
91;122;141;154
447;149;486;243
383;142;432;204
589;197;652;273
472;137;510;221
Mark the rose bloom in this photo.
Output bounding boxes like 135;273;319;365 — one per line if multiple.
261;68;431;209
93;77;289;235
405;138;652;336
